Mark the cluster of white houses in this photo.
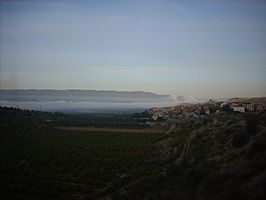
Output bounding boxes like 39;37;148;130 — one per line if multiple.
223;100;265;113
147;99;265;121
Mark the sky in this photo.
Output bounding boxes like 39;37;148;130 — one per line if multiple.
0;0;266;98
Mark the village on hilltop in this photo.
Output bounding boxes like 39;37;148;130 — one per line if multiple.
145;97;266;127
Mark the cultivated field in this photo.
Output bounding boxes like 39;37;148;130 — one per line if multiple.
0;125;165;200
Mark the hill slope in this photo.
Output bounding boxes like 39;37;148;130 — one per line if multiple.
0;107;266;199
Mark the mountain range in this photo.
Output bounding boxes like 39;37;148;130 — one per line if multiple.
0;89;170;103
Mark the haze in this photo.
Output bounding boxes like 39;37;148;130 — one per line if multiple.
0;0;266;99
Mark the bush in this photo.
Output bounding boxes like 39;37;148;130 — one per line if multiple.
232;131;250;148
245;114;258;136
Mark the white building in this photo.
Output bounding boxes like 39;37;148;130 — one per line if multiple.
205;110;210;115
233;106;245;113
246;104;255;112
152;111;164;121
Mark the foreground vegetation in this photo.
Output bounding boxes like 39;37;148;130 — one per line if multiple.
0;126;165;199
0;107;266;199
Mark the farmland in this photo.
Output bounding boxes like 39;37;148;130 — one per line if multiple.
1;106;266;200
0;121;166;200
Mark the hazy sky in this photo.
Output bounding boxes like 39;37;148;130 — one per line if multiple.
0;0;266;98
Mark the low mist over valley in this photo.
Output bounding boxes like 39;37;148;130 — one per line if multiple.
0;89;206;113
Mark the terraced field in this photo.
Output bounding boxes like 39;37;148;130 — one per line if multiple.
0;125;165;200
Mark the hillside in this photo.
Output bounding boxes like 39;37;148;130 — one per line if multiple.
0;107;266;199
153;111;266;200
227;97;266;106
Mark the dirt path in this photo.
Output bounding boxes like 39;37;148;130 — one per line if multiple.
166;124;175;134
175;130;198;165
56;126;164;134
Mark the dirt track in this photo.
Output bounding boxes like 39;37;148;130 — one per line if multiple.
56;127;165;134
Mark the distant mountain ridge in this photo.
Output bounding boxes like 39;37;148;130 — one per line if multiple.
0;89;170;103
0;89;168;97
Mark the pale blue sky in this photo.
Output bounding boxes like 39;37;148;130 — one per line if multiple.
0;0;265;98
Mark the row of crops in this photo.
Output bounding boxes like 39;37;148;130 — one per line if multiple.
0;123;166;199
